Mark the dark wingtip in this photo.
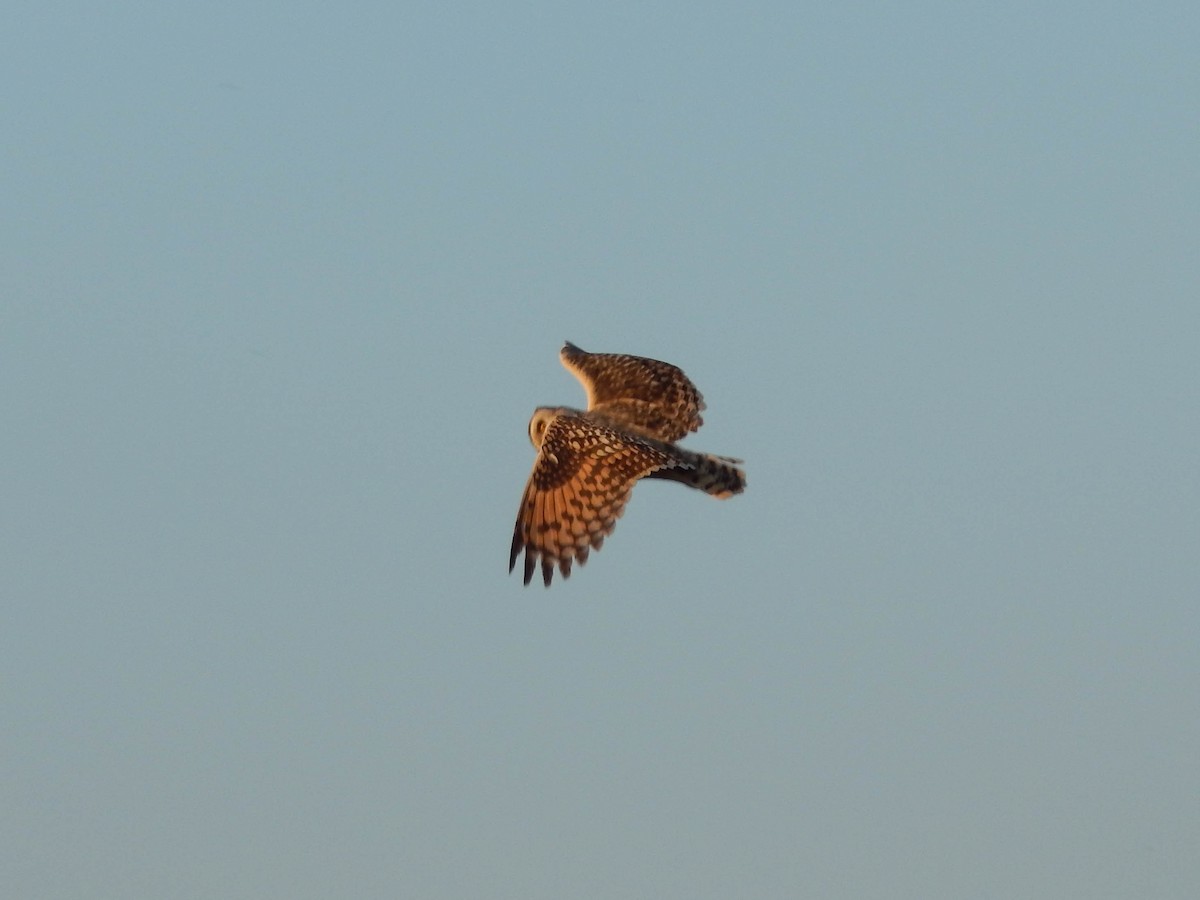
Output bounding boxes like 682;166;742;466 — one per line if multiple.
509;530;522;573
523;551;536;586
541;560;553;588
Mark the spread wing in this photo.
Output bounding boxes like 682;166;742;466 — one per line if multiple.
559;341;705;442
508;413;675;587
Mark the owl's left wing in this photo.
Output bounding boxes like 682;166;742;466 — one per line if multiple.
509;414;675;587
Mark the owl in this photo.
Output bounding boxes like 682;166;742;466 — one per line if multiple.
509;341;746;587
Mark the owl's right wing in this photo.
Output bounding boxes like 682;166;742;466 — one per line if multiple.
559;341;706;442
509;413;675;587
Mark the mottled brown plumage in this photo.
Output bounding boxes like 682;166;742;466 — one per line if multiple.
559;341;704;442
510;342;746;587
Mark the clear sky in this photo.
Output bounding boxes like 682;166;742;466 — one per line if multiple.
4;3;1198;898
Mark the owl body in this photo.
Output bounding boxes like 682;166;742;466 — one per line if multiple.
510;342;745;587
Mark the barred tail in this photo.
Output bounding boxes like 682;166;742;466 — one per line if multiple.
647;451;746;499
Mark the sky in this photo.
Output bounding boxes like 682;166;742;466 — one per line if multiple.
3;2;1198;897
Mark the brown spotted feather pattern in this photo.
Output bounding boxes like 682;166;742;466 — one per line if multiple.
510;341;745;587
509;414;676;587
560;341;704;442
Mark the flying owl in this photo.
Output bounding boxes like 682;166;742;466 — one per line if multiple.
509;341;746;587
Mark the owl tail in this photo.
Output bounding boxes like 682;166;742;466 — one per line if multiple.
648;451;746;499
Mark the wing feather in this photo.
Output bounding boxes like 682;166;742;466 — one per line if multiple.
559;341;706;442
508;413;674;587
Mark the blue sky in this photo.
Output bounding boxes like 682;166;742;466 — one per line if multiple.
4;3;1198;897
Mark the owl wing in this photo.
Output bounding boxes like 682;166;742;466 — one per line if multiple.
559;341;705;442
509;413;676;587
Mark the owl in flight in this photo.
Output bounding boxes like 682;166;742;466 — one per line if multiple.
509;341;746;587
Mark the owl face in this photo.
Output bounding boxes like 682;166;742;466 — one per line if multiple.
527;406;576;449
